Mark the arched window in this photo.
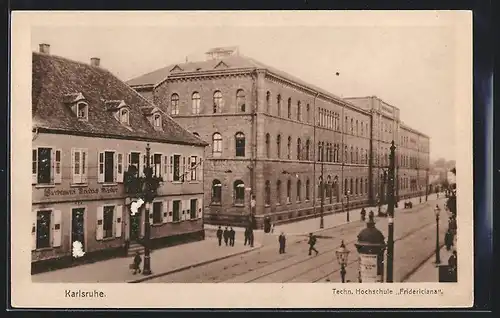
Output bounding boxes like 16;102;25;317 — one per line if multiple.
297;101;302;121
350;178;354;195
350;146;354;164
265;133;270;158
235;132;245;157
297;138;302;160
153;113;162;128
318;176;323;199
236;89;246;112
171;93;179;115
306;179;310;200
287;136;292;159
350;118;354;134
277;94;282;117
355;178;359;195
192;92;201;114
276;180;282;204
356;120;359;135
344;178;348;195
213;91;222;113
344;116;348;133
306;104;311;122
287;179;292;203
265;181;271;205
327;175;332;203
365;178;368;194
365;151;369;165
344;145;348;163
211;179;222;204
276;134;281;158
234;180;245;205
356;147;359;164
305;139;310;160
212;133;222;157
266;91;271;114
287;98;292;119
297;179;302;202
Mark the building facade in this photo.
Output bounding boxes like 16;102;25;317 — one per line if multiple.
31;44;207;273
128;47;430;227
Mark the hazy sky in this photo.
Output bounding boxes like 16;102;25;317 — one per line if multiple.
30;11;461;161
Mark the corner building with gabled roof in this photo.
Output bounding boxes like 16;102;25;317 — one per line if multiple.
31;44;207;273
128;46;430;228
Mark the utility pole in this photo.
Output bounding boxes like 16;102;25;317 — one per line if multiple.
142;143;152;276
386;140;396;283
320;145;324;229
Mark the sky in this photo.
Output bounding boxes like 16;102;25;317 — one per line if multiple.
29;11;463;161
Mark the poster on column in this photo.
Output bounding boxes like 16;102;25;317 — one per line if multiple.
359;254;382;282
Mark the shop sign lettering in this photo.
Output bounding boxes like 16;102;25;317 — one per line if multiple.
44;187;119;197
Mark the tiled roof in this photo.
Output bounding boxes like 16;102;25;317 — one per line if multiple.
32;52;208;147
125;54;348;104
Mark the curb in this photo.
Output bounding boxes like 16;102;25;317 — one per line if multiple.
128;245;262;283
400;242;447;282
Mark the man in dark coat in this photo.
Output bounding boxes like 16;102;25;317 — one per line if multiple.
249;227;254;247
444;229;453;251
278;232;286;254
244;227;250;246
229;227;236;246
308;233;319;256
132;251;142;274
223;227;229;246
360;208;366;221
448;250;457;270
216;226;223;246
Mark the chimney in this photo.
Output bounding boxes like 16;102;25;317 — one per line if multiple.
39;43;50;54
90;57;100;67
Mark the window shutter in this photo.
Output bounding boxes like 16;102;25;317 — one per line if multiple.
32;210;37;250
182;200;187;221
113;152;118;183
115;205;123;238
181;156;186;182
117;153;124;183
167;200;173;222
197;158;202;181
163;155;168;181
168;155;173;181
162;200;169;223
72;149;79;184
50;148;55;184
96;206;103;240
52;209;62;247
54;149;62;184
127;153;131;168
82;150;88;183
32;149;37;184
98;152;104;183
197;197;203;219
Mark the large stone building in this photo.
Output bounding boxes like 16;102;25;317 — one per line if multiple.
128;46;430;227
31;44;207;273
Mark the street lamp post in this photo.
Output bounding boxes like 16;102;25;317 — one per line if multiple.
142;143;153;276
335;240;350;283
386;140;396;283
434;204;441;265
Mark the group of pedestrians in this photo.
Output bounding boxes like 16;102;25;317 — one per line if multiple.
216;225;254;247
276;232;319;256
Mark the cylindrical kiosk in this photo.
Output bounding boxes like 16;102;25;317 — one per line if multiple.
355;215;386;283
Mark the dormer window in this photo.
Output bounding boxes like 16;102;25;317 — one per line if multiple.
153;113;162;128
120;108;129;124
77;102;88;120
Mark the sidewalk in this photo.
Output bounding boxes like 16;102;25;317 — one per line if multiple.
32;237;260;283
403;245;454;282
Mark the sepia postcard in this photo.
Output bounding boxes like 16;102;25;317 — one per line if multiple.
11;10;473;308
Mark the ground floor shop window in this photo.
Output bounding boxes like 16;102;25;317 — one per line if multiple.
153;201;163;224
36;210;51;249
190;199;197;219
103;206;114;238
172;200;180;221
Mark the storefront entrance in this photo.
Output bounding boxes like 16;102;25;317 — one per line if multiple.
130;213;141;242
71;208;85;251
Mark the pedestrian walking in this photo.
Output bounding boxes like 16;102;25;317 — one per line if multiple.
444;229;453;251
368;210;374;220
271;223;275;233
249;227;254;247
131;251;142;275
216;226;223;246
244;227;250;246
308;233;319;256
229;227;235;246
448;250;457;270
278;232;286;254
223;227;229;246
360;208;366;221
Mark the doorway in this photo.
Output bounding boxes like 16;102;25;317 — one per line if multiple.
71;208;85;251
130;213;141;242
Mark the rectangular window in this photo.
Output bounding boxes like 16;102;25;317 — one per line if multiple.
190;156;197;181
172;200;181;222
103;206;114;239
104;151;115;183
190;199;197;219
36;210;51;249
153;154;162;177
152;201;163;224
37;147;52;184
173;155;181;181
130;152;140;170
118;153;123;174
72;148;88;184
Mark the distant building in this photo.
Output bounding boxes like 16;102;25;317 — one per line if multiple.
127;46;430;227
31;44;207;273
